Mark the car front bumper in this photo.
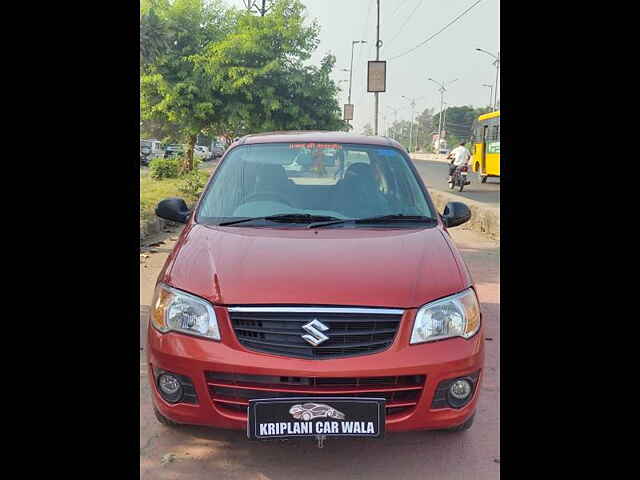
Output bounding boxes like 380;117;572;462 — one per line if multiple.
146;307;484;432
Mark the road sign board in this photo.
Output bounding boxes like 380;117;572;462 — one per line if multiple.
367;61;386;93
344;104;354;121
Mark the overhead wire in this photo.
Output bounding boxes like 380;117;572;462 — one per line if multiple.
385;0;425;48
387;0;484;61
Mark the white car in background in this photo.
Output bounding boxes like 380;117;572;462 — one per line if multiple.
194;145;212;160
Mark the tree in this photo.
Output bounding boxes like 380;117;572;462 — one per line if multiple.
432;105;492;144
361;123;373;136
140;2;173;66
141;0;346;172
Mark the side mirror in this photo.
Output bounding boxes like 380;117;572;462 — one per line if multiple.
442;201;471;228
156;197;190;224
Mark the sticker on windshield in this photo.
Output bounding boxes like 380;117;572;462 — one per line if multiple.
289;143;342;150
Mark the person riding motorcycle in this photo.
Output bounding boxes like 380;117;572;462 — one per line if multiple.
447;141;471;183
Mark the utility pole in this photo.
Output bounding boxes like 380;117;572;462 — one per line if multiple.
428;77;458;153
482;84;493;110
374;0;380;135
386;106;400;140
476;48;500;110
343;40;366;128
401;96;417;153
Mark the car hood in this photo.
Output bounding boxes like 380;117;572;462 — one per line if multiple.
163;224;468;308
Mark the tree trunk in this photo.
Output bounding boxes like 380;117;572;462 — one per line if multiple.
184;134;197;173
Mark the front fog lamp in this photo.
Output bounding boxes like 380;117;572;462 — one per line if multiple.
157;373;183;403
410;288;480;344
449;379;472;400
150;284;221;340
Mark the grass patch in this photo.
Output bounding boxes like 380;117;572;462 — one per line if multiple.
140;176;185;224
140;162;218;226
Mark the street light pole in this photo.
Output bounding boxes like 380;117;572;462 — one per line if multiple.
346;41;366;111
482;84;493;110
401;96;417;153
428;77;458;153
374;0;381;135
386;106;399;140
476;48;500;110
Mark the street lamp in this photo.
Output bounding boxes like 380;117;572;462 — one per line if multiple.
345;40;366;125
428;77;458;154
401;95;418;153
386;106;400;140
482;84;493;110
476;48;500;110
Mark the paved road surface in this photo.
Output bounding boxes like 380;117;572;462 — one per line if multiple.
140;226;500;480
413;160;500;208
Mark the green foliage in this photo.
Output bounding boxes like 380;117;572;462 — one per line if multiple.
140;0;347;168
178;170;209;202
432;106;492;141
150;157;180;179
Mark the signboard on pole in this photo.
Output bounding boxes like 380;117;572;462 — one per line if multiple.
344;104;354;121
367;61;386;92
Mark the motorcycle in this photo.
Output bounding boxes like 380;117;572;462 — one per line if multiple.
448;164;470;192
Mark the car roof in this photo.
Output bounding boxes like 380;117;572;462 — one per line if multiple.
235;131;404;150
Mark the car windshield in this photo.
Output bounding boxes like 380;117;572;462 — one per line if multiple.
196;142;433;227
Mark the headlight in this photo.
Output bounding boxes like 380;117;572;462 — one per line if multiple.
150;284;221;340
410;288;480;344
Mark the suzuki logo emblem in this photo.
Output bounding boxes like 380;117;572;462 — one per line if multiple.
301;319;330;346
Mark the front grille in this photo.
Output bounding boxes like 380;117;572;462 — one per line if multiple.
229;307;404;359
206;372;425;418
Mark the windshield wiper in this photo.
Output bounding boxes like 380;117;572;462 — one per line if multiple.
307;214;436;229
218;213;340;227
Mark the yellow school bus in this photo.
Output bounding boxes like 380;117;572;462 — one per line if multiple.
470;110;500;183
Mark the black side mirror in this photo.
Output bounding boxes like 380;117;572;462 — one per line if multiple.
442;201;471;228
156;197;190;224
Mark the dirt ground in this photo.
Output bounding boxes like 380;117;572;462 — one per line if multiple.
139;225;500;480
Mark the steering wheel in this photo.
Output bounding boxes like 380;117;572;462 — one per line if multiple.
243;191;292;206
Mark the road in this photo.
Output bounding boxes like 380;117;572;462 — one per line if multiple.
412;159;500;208
140;225;500;480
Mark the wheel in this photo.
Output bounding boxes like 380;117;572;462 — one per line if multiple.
443;414;475;433
481;175;488;184
458;179;465;192
302;412;312;421
153;406;180;427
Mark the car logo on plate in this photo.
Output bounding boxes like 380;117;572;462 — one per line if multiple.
301;319;329;346
289;403;346;421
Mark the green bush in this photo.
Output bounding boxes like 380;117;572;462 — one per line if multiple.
149;157;180;179
178;170;209;202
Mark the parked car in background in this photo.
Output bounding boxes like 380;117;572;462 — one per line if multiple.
210;141;226;159
194;145;212;161
141;139;164;166
164;144;185;158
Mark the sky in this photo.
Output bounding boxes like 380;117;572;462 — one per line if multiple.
224;0;500;134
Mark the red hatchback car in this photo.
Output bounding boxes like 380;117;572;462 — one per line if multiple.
147;131;482;442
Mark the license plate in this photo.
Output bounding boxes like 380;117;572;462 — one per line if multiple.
247;397;385;439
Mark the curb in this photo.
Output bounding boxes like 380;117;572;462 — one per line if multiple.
410;153;450;164
429;189;500;241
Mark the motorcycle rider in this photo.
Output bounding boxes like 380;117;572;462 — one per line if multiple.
447;141;471;183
